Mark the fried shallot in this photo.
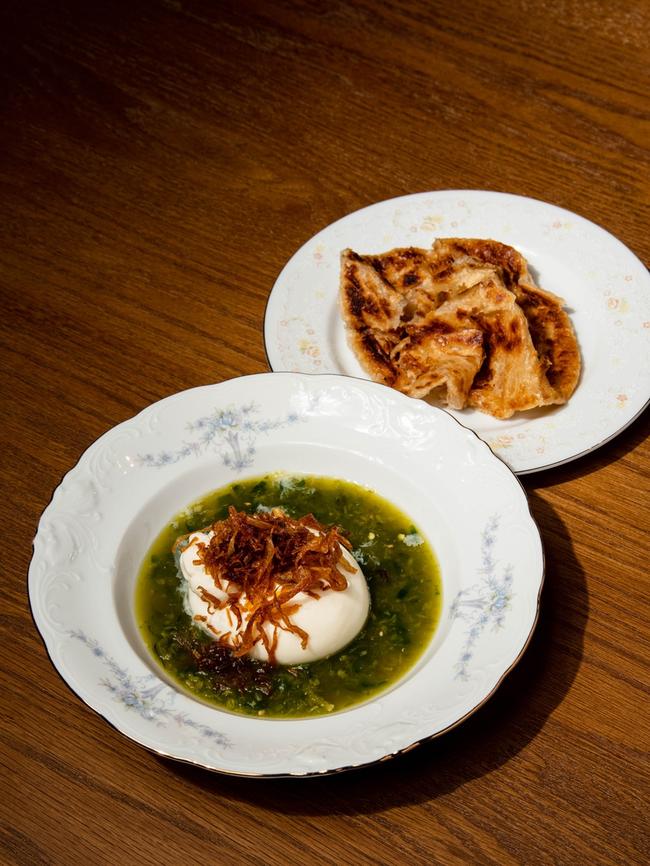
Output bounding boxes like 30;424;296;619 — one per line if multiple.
191;507;354;664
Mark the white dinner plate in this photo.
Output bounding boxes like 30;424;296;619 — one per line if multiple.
264;191;650;474
30;373;544;777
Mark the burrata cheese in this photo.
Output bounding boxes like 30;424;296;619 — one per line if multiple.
179;530;370;665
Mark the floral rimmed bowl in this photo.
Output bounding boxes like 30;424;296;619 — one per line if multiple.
29;373;544;777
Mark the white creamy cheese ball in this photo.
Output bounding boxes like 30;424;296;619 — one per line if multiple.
179;529;370;665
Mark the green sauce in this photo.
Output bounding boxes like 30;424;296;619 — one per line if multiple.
135;474;442;718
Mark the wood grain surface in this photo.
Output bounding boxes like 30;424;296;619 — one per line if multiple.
2;1;648;863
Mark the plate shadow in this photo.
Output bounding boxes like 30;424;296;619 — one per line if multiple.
162;494;587;814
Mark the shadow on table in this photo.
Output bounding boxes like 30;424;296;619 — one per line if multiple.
163;494;587;813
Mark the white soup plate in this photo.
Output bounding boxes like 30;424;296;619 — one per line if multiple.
30;373;544;777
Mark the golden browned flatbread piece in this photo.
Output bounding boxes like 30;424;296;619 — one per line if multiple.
339;239;581;419
431;238;581;405
392;321;485;406
514;282;581;402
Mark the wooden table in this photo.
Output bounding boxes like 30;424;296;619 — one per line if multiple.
2;1;648;863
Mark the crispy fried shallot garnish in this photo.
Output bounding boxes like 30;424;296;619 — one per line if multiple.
193;507;354;665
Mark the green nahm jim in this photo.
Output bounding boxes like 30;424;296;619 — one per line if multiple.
135;473;442;719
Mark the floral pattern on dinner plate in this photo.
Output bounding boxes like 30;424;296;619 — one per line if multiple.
137;403;301;471
265;190;650;474
70;630;229;745
450;516;513;680
276;315;329;372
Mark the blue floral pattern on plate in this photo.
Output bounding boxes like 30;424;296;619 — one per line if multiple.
137;402;301;470
29;373;544;775
70;630;229;745
450;516;513;680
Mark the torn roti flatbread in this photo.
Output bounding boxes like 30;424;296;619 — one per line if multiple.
339;238;580;419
